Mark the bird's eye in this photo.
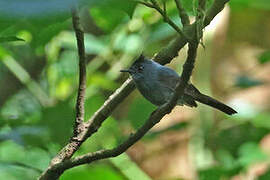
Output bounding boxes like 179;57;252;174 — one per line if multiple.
138;65;144;71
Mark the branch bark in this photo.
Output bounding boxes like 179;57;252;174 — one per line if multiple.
71;7;87;136
174;0;190;25
39;0;230;179
43;7;87;168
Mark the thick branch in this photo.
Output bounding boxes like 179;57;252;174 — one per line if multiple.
174;0;190;25
204;0;229;26
71;8;87;135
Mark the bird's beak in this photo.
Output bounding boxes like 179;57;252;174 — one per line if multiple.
120;69;134;74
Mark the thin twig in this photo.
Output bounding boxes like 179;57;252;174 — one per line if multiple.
45;7;88;166
71;7;87;136
146;0;189;41
135;0;155;8
162;1;167;16
174;0;190;25
196;0;207;47
198;0;207;13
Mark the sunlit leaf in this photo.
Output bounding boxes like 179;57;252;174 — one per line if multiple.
88;73;119;91
252;113;270;129
61;163;124;180
230;0;270;10
238;142;266;166
215;149;239;170
110;154;151;180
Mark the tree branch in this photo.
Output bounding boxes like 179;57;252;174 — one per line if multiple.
174;0;190;26
135;0;155;8
71;7;87;136
39;0;230;179
38;41;199;179
204;0;230;26
43;7;88;167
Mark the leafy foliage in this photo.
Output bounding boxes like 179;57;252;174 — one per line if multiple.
1;0;270;179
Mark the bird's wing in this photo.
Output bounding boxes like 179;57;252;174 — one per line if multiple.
157;67;200;107
156;66;179;91
157;66;202;95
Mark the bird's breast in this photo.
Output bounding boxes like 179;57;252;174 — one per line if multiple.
134;78;172;106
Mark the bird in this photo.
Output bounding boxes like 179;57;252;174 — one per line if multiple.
120;55;237;115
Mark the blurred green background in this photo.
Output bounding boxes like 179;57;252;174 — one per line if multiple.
1;0;270;179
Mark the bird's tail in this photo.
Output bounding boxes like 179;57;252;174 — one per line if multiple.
185;84;237;115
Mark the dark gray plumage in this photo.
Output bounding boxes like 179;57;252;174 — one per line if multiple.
120;55;237;115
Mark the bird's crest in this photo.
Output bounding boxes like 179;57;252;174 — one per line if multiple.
132;54;146;66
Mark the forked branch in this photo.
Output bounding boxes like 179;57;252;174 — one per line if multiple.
39;0;231;179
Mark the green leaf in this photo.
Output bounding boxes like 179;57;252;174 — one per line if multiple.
0;126;49;149
208;123;268;157
84;94;105;121
109;154;151;180
258;50;270;64
199;167;224;180
88;73;119;91
0;1;71;47
216;149;238;170
198;165;241;180
238;142;266;166
0;36;24;43
181;0;214;16
40;101;74;145
89;0;137;32
234;75;264;89
230;0;270;10
0;141;50;179
252;113;270;129
88;0;137;17
61;163;124;180
127;96;155;129
259;169;270;180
